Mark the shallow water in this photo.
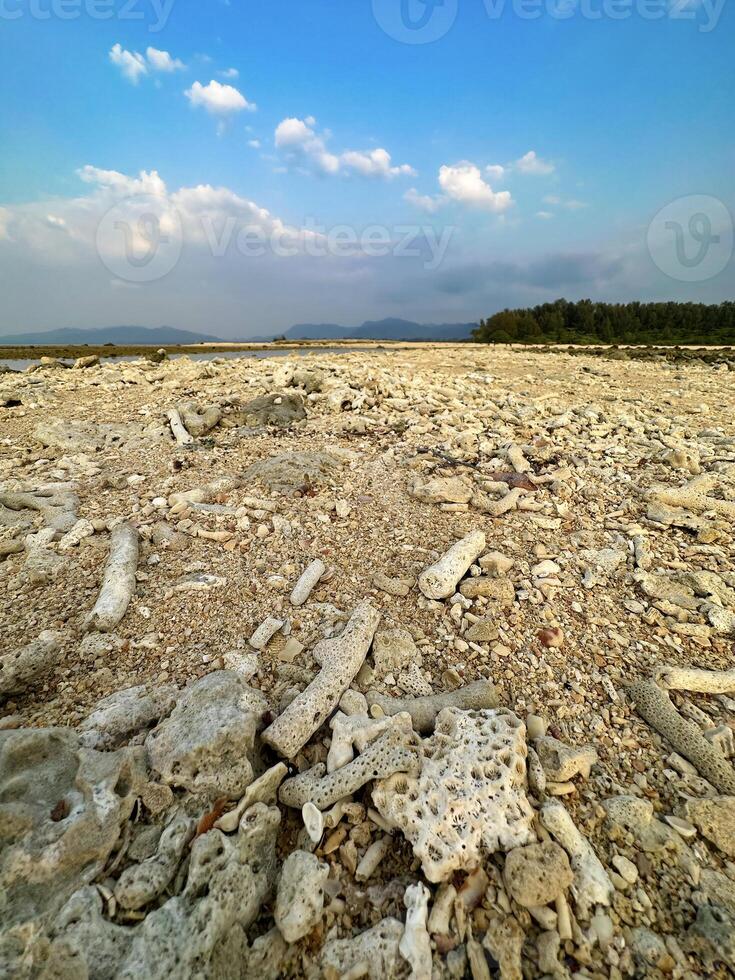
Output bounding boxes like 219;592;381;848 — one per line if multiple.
0;346;382;372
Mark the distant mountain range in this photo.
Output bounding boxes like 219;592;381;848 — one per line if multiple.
273;318;477;341
0;325;223;346
0;318;477;346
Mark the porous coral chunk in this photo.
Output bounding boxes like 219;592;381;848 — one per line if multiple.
274;850;329;943
372;708;535;882
145;671;267;799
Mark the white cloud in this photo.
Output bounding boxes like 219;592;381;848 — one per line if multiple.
404;187;446;214
438;162;512;212
146;47;185;72
0;166;323;270
340;148;416;179
274;116;414;179
44;214;67;229
109;44;148;84
185;79;255;115
275;116;319;147
78;165;167;197
247;139;261;149
110;44;186;83
0;206;12;241
219;67;239;79
485;164;506;181
536;210;554;220
275;116;339;174
543;194;587;210
515;150;555;176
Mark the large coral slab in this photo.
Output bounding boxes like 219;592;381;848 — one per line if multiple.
372;707;535;882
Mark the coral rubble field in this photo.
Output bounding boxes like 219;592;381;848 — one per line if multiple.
1;344;735;978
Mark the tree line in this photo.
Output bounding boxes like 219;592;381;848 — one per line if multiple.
472;300;735;346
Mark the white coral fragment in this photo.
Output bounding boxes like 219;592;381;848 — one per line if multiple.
274;850;329;943
58;518;94;552
400;883;432;980
366;680;498;735
655;665;735;694
417;530;486;600
166;408;194;446
262;600;381;758
279;727;420;810
355;836;391;881
290;558;326;606
84;524;139;633
301;801;324;843
649;474;735;519
327;710;414;773
540;799;614;921
372;708;535;883
248;616;284;651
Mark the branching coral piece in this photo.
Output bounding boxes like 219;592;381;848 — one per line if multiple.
84;524;139;633
249;616;284;650
262;601;381;759
399;883;432;980
628;680;735;794
0;483;79;533
366;680;499;734
654;665;735;694
327;710;414;772
471;486;526;517
278;728;420;810
372;708;535;883
168;476;242;507
166;408;194;446
417;531;486;600
539;800;614;921
177;401;222;438
649;475;735;519
214;762;288;832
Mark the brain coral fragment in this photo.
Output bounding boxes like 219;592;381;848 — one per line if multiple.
372;708;535;883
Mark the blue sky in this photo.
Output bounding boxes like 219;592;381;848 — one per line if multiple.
0;0;733;337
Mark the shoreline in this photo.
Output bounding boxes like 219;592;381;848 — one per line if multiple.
0;338;734;362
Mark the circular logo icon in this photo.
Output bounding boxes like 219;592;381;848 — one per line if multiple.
96;193;183;283
372;0;458;44
647;194;733;283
